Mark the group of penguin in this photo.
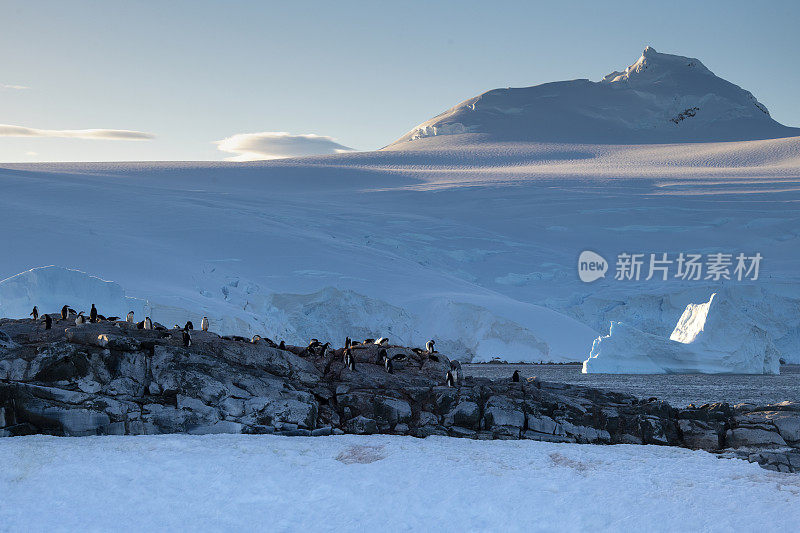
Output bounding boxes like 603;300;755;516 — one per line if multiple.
28;306;522;386
29;304;211;348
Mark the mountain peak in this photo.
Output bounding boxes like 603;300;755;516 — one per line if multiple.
388;47;797;146
601;46;712;85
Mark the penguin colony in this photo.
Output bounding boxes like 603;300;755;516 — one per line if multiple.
25;305;525;385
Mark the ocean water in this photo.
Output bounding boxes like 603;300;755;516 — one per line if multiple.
463;364;800;407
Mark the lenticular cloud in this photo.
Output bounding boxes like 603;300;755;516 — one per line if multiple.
215;131;355;161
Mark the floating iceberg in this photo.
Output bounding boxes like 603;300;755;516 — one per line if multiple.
583;291;781;374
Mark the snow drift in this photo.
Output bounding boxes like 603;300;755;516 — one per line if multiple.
583;290;781;374
390;46;800;146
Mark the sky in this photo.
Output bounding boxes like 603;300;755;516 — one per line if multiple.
1;0;799;162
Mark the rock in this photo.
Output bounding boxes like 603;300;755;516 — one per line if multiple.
444;401;480;429
726;427;787;448
345;416;378;435
0;317;798;474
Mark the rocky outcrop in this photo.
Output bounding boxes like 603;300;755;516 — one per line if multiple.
1;317;799;473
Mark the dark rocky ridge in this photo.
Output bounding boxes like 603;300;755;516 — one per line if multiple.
1;317;799;473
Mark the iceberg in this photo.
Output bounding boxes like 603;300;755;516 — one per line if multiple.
582;291;781;374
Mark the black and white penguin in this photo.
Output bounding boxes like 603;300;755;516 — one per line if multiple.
426;339;435;353
384;357;394;374
126;311;135;323
251;334;262;343
75;312;86;327
105;316;119;321
512;370;520;382
30;306;39;320
278;340;286;350
44;314;52;330
144;317;152;330
350;340;361;346
345;337;351;349
61;305;69;321
374;337;388;346
201;317;209;332
319;342;330;357
445;370;455;387
375;348;388;365
184;321;193;331
182;330;192;347
342;347;352;364
364;338;374;344
345;350;356;371
90;304;98;323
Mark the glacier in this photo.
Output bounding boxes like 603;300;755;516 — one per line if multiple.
1;47;799;365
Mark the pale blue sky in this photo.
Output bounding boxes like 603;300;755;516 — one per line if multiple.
1;0;798;162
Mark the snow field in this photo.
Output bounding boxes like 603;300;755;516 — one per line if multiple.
2;434;799;532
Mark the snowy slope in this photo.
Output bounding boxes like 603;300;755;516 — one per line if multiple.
390;47;800;146
3;434;799;532
1;134;800;363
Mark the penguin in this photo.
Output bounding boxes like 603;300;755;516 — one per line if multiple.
75;312;86;327
512;370;520;383
105;316;119;321
173;324;180;329
345;350;356;371
374;337;388;346
364;338;374;344
375;348;387;365
308;339;321;349
426;339;435;353
44;314;52;330
345;337;351;349
136;320;145;329
350;340;361;346
384;357;394;374
89;304;98;323
182;330;192;347
428;353;440;362
391;352;407;362
144;317;152;330
251;334;262;343
61;305;69;321
342;347;352;364
201;317;209;332
30;306;39;320
278;340;286;350
319;342;330;357
445;370;455;387
126;311;135;323
184;321;193;331
68;308;77;316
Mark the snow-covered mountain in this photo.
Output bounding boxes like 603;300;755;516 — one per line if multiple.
390;47;800;146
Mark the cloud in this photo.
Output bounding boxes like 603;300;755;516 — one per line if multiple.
0;124;154;140
215;131;355;161
0;83;28;90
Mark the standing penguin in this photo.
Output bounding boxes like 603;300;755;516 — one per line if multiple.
144;317;152;330
75;312;86;326
342;347;352;364
201;317;209;332
30;306;39;320
126;311;135;323
512;370;520;382
345;350;356;371
278;340;285;350
384;357;394;374
345;337;351;349
89;304;98;323
445;370;455;387
182;330;192;347
61;305;69;321
44;314;52;330
374;337;388;346
184;321;194;331
426;339;435;353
